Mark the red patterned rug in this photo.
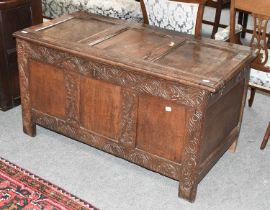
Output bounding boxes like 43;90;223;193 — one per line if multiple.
0;157;98;209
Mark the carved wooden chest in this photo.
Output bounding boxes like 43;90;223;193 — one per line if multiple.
14;12;254;202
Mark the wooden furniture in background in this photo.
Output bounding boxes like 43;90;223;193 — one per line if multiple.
230;0;270;151
140;0;206;38
0;0;32;110
15;12;254;202
230;0;270;107
202;0;230;38
30;0;43;24
237;11;268;40
0;0;42;111
238;11;249;38
261;122;270;150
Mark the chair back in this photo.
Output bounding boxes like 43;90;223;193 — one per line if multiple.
140;0;206;38
230;0;270;73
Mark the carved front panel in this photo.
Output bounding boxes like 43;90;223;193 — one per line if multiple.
136;95;186;163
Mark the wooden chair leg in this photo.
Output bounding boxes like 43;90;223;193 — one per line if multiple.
238;11;249;39
241;12;249;38
179;183;198;203
248;87;256;107
211;3;222;39
261;122;270;150
238;11;243;25
267;34;270;49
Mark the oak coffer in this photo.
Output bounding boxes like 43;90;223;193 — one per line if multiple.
14;12;254;202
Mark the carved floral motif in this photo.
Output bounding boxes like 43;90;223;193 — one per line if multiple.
119;90;137;147
64;70;80;127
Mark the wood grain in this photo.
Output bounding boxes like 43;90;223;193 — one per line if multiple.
80;76;122;140
15;12;253;203
30;61;66;118
136;95;186;163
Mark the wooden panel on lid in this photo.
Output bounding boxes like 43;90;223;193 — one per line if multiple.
155;41;237;84
39;18;114;42
95;28;185;60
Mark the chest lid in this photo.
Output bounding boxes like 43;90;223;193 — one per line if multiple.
14;12;254;93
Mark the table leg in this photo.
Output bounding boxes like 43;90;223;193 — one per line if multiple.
228;140;238;152
260;122;270;150
248;87;256;107
178;183;198;203
23;123;36;137
17;40;36;137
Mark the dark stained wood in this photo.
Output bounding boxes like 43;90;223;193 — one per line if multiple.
30;0;42;25
0;0;29;9
203;0;230;39
248;86;256;107
0;0;42;111
0;0;31;110
238;11;249;38
261;122;270;150
14;12;254;202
